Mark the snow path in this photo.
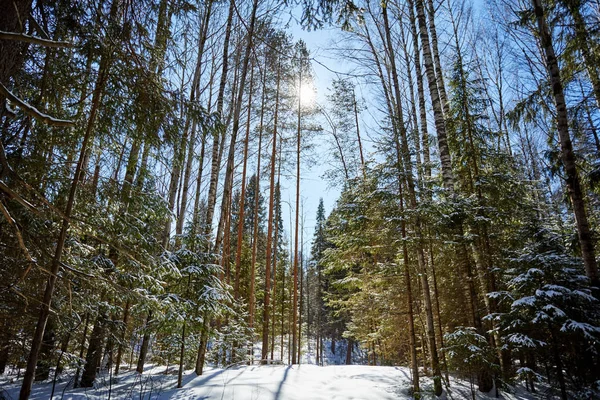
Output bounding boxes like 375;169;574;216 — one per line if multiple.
158;364;408;400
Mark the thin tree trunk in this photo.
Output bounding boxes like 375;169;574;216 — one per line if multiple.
428;245;449;383
292;64;302;365
298;233;304;364
19;1;119;394
177;276;191;388
271;168;281;361
398;13;423;185
262;61;280;363
249;57;268;329
214;0;259;256
234;66;255;299
204;0;235;239
114;300;130;375
73;313;90;388
195;311;209;375
353;89;366;176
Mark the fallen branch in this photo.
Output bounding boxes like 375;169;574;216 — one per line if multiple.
0;30;74;48
0;82;75;127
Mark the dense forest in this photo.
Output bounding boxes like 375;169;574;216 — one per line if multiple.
1;0;599;398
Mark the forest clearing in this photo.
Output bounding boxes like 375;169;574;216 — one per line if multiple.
1;0;599;398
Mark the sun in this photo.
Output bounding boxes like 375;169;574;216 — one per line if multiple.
299;82;316;108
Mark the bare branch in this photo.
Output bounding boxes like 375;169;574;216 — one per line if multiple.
0;200;36;282
0;30;73;48
28;14;50;40
0;83;75;127
0;180;41;216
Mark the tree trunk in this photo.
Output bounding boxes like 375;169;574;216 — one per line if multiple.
136;311;153;373
34;316;56;382
298;247;304;363
413;0;454;191
195;312;209;375
262;59;280;363
114;300;130;375
19;3;119;397
383;3;439;395
398;14;423;185
80;313;108;387
353;89;365;176
345;339;352;365
531;0;599;286
271;170;282;361
204;0;235;239
214;0;259;257
73;313;90;388
234;66;255;298
426;0;450;116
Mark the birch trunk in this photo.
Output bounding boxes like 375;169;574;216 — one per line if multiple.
414;0;454;191
383;4;439;395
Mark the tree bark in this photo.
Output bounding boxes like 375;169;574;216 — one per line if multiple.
413;0;454;191
234;65;255;299
262;60;280;363
426;0;450;116
531;0;599;286
136;311;153;373
34;316;56;382
114;300;130;375
80;313;108;387
214;0;259;257
204;0;235;240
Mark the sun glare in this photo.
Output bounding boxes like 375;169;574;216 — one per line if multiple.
299;82;316;108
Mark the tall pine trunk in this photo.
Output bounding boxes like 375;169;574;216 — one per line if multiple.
262;61;281;363
291;64;302;365
234;65;255;298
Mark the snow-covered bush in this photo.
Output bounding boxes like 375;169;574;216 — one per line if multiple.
444;327;498;399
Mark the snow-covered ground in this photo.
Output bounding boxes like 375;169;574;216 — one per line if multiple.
1;363;545;400
1;339;547;399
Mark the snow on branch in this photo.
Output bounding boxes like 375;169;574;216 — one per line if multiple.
0;83;75;128
0;30;74;48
